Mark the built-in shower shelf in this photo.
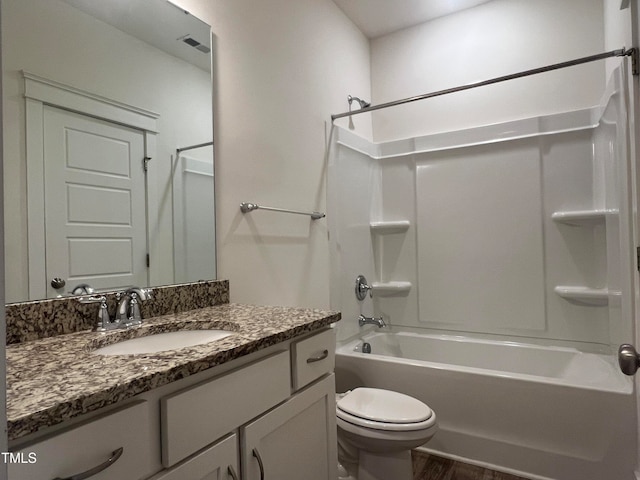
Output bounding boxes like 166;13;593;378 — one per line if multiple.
551;210;607;226
553;286;613;306
371;281;412;296
370;221;411;234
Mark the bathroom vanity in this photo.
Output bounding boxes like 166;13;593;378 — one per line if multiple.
6;281;340;479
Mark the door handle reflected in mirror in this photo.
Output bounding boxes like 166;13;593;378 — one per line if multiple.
50;277;66;289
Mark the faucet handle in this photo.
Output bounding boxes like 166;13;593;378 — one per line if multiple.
71;283;95;295
77;295;112;331
124;287;152;301
127;292;142;326
355;275;372;301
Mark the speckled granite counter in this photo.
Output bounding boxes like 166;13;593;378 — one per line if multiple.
7;303;340;442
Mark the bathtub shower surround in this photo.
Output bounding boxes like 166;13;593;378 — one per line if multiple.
331;64;633;348
329;63;637;480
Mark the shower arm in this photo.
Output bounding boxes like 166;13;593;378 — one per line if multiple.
348;94;371;110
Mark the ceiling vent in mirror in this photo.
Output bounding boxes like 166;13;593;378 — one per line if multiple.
179;35;211;54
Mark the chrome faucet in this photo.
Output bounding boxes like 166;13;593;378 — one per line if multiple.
358;314;386;328
78;287;152;331
116;287;152;327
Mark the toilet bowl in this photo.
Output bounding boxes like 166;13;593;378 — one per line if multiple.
336;387;437;480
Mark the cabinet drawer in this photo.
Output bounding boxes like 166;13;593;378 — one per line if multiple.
149;433;238;480
9;401;155;480
291;329;335;391
161;350;290;467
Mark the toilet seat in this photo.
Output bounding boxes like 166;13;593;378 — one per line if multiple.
337;388;435;432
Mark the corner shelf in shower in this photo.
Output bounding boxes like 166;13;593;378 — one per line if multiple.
369;220;411;234
553;285;612;306
551;210;607;226
371;281;412;296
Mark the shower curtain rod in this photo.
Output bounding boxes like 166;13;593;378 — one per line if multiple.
331;47;637;121
176;141;214;154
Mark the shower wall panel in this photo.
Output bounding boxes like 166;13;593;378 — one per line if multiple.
539;130;610;345
371;156;419;329
415;139;546;334
328;128;380;342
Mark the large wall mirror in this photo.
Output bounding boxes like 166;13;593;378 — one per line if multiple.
2;0;216;303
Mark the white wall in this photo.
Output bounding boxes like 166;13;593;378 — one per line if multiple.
370;0;605;142
2;0;213;302
171;0;372;308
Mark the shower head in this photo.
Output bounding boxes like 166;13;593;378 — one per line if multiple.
348;94;371;109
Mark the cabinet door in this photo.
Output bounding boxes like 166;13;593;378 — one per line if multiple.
149;433;239;480
242;374;337;480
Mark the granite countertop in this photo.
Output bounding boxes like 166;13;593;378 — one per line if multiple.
7;303;340;442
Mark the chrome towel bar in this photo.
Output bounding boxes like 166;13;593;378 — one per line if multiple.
240;202;325;220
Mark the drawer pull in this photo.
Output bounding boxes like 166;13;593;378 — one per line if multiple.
253;448;265;480
227;465;239;480
53;447;123;480
306;349;329;363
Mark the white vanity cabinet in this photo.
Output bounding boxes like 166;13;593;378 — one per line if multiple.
161;350;291;467
240;329;337;480
9;401;156;480
160;328;337;480
242;374;337;480
159;328;337;480
155;374;336;480
8;328;337;480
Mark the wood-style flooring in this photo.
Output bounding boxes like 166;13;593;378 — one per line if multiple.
412;451;530;480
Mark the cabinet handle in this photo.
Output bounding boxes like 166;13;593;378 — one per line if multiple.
52;447;123;480
252;448;265;480
227;465;239;480
306;349;329;363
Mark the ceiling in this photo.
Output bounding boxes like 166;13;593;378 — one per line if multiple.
61;0;211;71
332;0;495;38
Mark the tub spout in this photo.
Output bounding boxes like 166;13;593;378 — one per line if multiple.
358;314;386;328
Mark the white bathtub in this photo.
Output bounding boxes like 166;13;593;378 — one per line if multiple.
335;331;637;480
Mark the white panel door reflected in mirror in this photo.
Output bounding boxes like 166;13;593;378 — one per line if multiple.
2;0;215;302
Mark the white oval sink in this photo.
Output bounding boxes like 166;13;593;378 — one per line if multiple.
92;330;233;355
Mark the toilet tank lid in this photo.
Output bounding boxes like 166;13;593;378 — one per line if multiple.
337;387;432;424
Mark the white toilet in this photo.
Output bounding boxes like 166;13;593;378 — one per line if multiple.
336;387;437;480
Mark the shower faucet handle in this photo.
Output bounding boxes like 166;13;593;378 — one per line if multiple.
355;275;372;300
